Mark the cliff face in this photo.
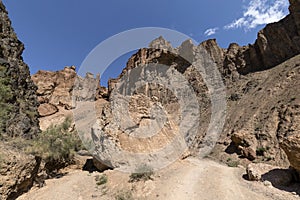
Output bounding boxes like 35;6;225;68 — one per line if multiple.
0;2;39;138
0;2;42;198
31;66;102;130
206;0;300;170
201;0;300;80
28;0;300;173
98;0;300;170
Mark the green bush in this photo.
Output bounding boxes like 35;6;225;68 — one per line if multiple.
256;147;267;156
129;164;154;182
28;117;83;171
96;174;108;185
227;160;239;167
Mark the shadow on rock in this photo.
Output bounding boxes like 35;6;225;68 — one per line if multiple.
262;168;300;195
82;158;111;173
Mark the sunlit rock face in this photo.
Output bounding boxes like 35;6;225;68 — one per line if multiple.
93;0;300;171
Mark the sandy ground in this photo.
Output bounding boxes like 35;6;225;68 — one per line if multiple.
17;158;299;200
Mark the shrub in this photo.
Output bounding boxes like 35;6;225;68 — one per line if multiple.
227;160;239;167
28;117;83;172
96;174;108;185
256;147;267;156
6;136;32;151
115;190;134;200
229;93;241;101
129;164;154;182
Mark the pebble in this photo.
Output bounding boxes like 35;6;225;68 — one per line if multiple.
263;180;272;187
291;192;297;195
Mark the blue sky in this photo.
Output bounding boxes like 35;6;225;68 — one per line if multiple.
3;0;289;85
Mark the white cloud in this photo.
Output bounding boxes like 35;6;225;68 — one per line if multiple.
224;0;289;30
204;27;219;36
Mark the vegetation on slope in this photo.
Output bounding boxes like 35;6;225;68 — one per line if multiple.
0;65;14;135
28;117;83;173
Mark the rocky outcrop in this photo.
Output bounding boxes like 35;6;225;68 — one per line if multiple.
280;134;300;173
32;67;77;110
203;0;300;168
0;2;43;198
31;67;101;130
0;143;41;199
93;37;217;170
200;39;225;68
94;0;300;171
23;0;300;174
31;66;100;110
220;55;299;167
231;132;257;161
102;42;299;170
0;2;40;138
289;0;300;35
201;0;300;79
278;102;300;173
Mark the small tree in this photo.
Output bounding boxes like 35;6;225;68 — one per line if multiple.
29;117;83;173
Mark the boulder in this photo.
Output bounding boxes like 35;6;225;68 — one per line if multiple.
278;101;300;174
247;163;276;181
246;163;294;186
280;134;300;173
92;158;110;172
231;132;257;161
38;103;58;117
0;144;41;199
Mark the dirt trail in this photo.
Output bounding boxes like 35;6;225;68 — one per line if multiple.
152;158;270;200
17;170;103;200
17;158;298;200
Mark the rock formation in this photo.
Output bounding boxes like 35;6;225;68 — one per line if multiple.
28;0;300;175
92;40;216;170
278;101;300;173
0;2;40;138
207;0;300;167
0;2;41;199
32;66;100;110
201;0;300;79
0;144;41;199
31;67;102;130
92;0;300;170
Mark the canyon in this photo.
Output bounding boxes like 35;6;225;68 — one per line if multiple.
0;0;299;199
